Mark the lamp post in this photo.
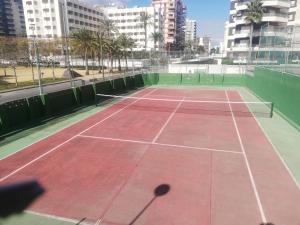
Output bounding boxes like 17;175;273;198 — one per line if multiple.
30;24;43;95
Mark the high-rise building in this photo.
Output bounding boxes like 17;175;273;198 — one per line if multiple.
224;0;290;63
0;0;26;36
151;0;186;50
103;6;164;51
22;0;105;38
185;19;197;43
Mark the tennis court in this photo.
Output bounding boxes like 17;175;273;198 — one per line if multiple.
0;87;299;225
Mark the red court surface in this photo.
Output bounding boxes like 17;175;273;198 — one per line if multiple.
0;87;299;225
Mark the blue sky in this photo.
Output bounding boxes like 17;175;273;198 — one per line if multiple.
87;0;230;44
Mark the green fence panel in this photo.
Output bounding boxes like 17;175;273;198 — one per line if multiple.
147;73;159;85
95;80;113;94
79;84;95;104
45;89;77;115
27;96;45;120
223;74;244;86
0;99;30;130
142;74;151;85
181;73;200;85
199;74;215;85
158;73;182;85
247;67;300;129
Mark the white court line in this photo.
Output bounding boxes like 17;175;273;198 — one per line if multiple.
239;91;300;190
95;218;102;225
26;210;92;225
78;134;243;155
0;88;158;183
0;87;149;162
152;96;185;143
225;90;267;224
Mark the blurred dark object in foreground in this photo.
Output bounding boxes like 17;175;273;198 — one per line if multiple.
0;180;44;218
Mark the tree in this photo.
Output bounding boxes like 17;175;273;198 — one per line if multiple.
151;32;164;52
111;38;122;72
185;40;194;52
139;11;153;51
16;37;36;82
196;45;205;54
118;34;135;70
71;29;94;75
245;0;265;63
93;31;108;78
99;19;117;37
99;19;118;73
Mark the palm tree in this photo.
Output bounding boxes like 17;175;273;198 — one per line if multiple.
118;34;135;70
151;32;164;52
71;29;94;75
111;38;123;72
139;11;153;51
99;19;117;37
99;19;118;73
245;0;265;63
93;31;108;78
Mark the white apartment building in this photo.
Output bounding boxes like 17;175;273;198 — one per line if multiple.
22;0;105;38
151;0;186;50
104;6;164;51
225;0;290;63
288;0;300;46
185;19;197;43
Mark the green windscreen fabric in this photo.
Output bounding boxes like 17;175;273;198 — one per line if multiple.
111;78;126;92
152;73;244;86
125;76;136;90
79;84;95;104
95;80;113;94
246;67;300;129
45;89;78;115
134;74;145;87
27;96;45;119
0;99;30;131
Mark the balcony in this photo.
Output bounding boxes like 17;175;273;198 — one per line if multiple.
231;43;250;51
235;16;247;25
262;0;290;8
236;2;248;11
262;12;288;23
234;30;250;38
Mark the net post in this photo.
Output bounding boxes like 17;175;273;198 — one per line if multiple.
95;93;99;107
270;102;274;118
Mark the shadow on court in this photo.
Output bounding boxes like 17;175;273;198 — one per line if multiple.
128;184;171;225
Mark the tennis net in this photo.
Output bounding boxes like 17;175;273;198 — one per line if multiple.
96;93;274;118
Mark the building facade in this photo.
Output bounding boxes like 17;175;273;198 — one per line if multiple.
288;0;300;46
0;0;26;36
224;0;290;63
151;0;186;50
104;6;164;51
185;19;197;43
22;0;104;38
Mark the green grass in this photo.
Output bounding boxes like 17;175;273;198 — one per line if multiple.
0;78;68;91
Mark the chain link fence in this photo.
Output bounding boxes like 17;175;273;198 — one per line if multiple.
252;25;300;76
